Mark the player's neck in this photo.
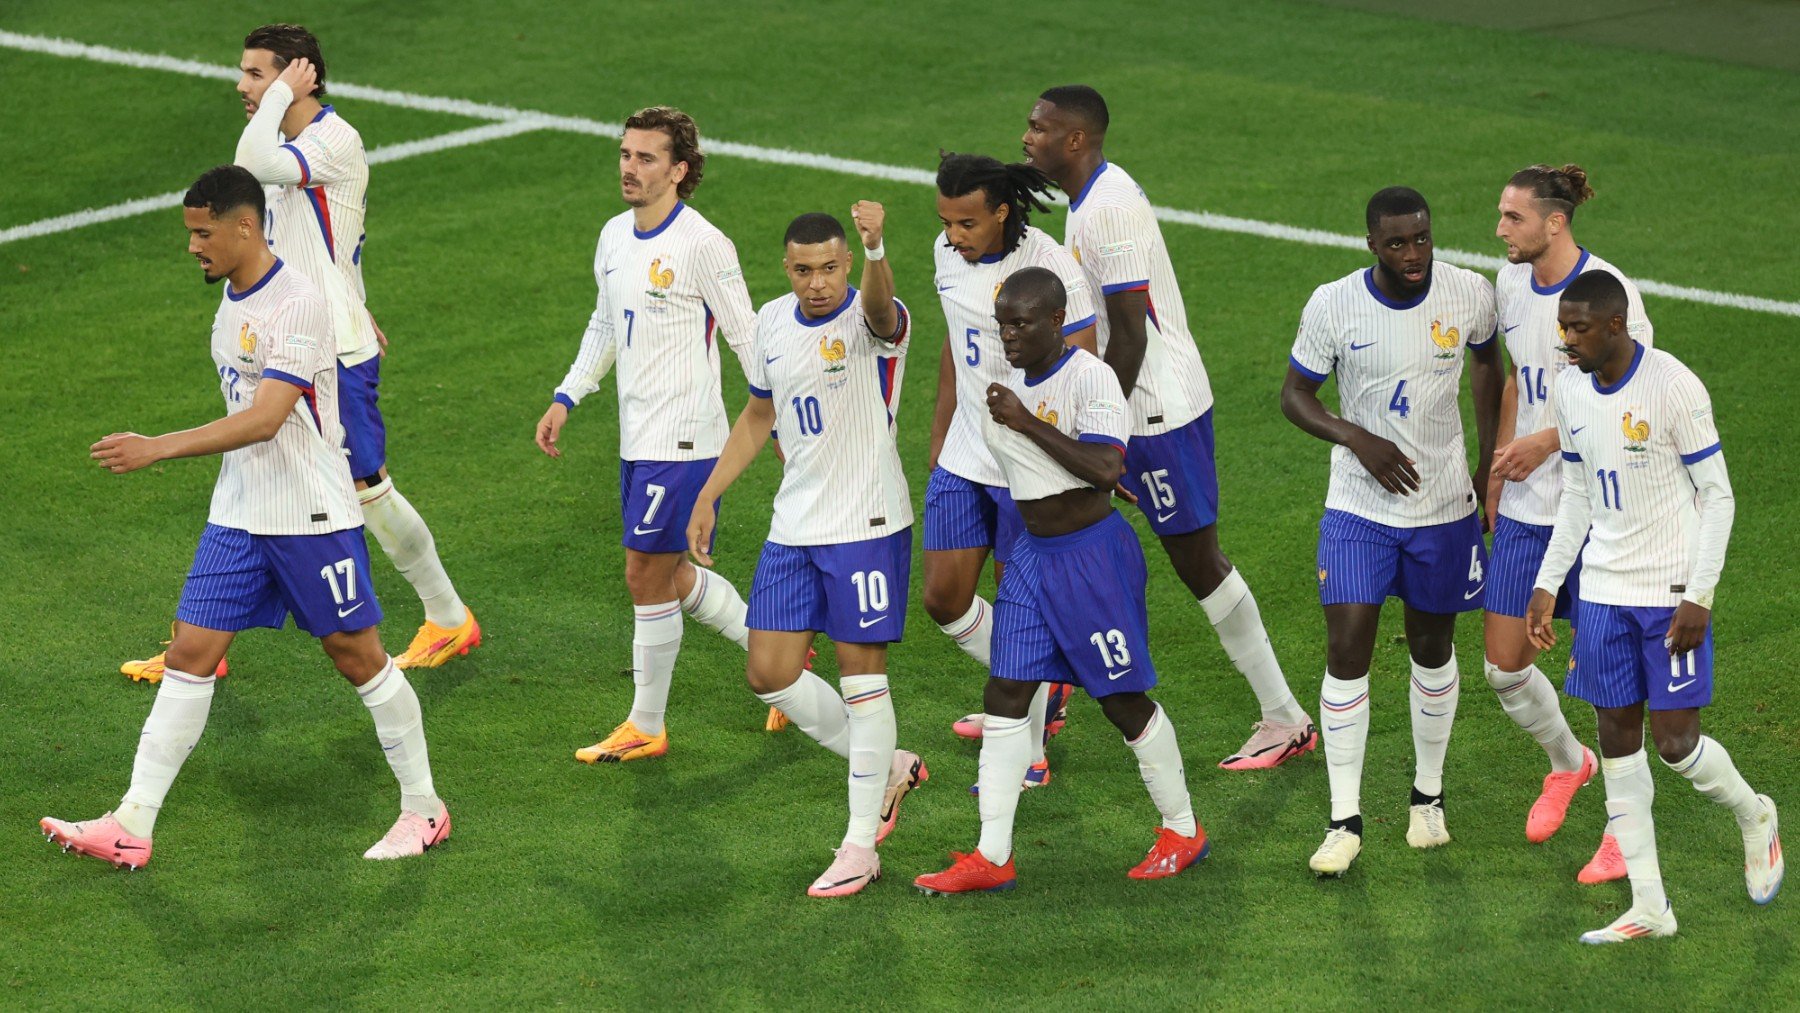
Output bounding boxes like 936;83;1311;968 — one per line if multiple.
1530;236;1582;289
633;192;681;233
1595;339;1636;387
229;248;279;293
281;97;325;141
1060;151;1107;198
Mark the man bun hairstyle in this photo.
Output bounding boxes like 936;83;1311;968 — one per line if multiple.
1509;163;1594;222
1365;186;1430;232
936;152;1056;256
783;212;846;247
184;164;267;226
244;23;327;96
625;106;706;200
1561;268;1628;318
1039;84;1109;135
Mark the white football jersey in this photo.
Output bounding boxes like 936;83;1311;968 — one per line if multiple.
746;288;912;546
555;202;759;462
983;347;1131;502
935;225;1095;487
1544;345;1724;607
207;259;361;536
1496;249;1654;526
1063;161;1213;435
1289;264;1498;527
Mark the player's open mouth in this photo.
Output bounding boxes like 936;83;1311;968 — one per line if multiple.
1402;267;1426;281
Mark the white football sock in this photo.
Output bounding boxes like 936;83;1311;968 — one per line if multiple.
938;597;993;666
681;566;749;651
1666;736;1762;824
1125;703;1197;836
754;671;849;758
117;667;216;838
1484;659;1583;772
1409;654;1460;797
1026;682;1050;765
1602;750;1667;912
360;478;466;628
840;675;896;849
357;658;440;816
976;713;1032;865
1202;568;1308;725
1321;673;1370;821
627;601;683;736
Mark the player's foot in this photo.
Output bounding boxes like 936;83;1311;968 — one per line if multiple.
765;708;790;732
1579;902;1677;945
395;609;482;669
1218;718;1319;770
1407;799;1451;849
915;850;1017;895
807;843;880;897
969;758;1051;795
122;623;229;684
1046;682;1072;738
39;812;151;870
1743;794;1783;905
1526;746;1596;843
1578;833;1628;884
952;713;985;739
1128;826;1211;880
877;750;928;844
1309;826;1362;877
575;720;669;763
363;803;451;860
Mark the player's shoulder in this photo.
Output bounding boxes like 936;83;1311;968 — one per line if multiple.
312;107;364;143
672;202;731;246
1577;250;1644;294
1084;163;1151;213
1641;346;1699;388
1308;268;1365;308
1494;261;1532;295
1432;261;1495;297
1024;227;1082;272
260;262;330;324
1067;346;1122;387
756;291;801;324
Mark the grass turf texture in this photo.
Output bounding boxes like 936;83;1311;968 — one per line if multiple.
3;1;1798;1006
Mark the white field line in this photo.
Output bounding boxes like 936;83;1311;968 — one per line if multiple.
3;30;1797;318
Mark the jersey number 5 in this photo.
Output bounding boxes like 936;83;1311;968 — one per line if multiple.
963;328;981;367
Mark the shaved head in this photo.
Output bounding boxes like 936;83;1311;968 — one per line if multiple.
997;265;1066;312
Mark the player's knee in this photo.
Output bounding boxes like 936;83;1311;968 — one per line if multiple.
623;554;676;602
1097;692;1156;739
1483;637;1535;673
982;677;1036;718
1650;724;1700;765
1408;633;1456;669
164;643;224;677
921;581;972;626
744;655;799;695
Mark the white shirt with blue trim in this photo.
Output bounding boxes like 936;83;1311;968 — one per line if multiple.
1289;263;1498;528
934;225;1095;487
984;347;1130;503
745;288;912;547
1063;161;1213;435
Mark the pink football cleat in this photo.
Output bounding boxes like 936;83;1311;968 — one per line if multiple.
1578;833;1628;884
40;813;151;870
877;750;928;844
1527;747;1597;843
952;713;985;740
1218;719;1319;770
363;803;451;860
808;843;880;897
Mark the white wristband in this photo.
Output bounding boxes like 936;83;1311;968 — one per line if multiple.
863;240;885;262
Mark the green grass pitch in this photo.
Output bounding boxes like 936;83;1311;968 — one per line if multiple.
3;1;1797;1006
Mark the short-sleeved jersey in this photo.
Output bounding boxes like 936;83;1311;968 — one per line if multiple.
1497;249;1654;525
1064;161;1213;435
983;347;1131;503
262;105;377;364
207;259;361;536
1550;345;1723;608
554;202;759;462
746;288;912;546
935;226;1096;487
1289;264;1498;528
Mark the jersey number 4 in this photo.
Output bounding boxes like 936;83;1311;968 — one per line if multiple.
1388;380;1410;420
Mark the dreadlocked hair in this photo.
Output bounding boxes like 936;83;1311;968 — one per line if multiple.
936;152;1055;256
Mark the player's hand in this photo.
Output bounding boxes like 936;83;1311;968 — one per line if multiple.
535;402;569;458
1112;482;1139;505
1492;429;1557;482
91;432;163;474
850;201;885;250
1347;431;1420;495
370;314;389;358
985;383;1029;430
687;500;718;568
1665;601;1711;656
277;57;319;99
1524;589;1559;650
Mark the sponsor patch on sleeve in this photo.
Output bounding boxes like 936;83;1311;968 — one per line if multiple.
715;266;743;282
1098;240;1136;258
285;335;319;350
1086;398;1124;414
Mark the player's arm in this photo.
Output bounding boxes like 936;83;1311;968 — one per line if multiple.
234;60;317;186
92;380;305;473
1526;422;1592;649
1467;334;1504;527
850;201;902;342
1100;288;1149;396
1280;367;1420;495
927;337;956;471
696;233;761;378
1668;376;1733;653
537;262;616;458
687;394;777;567
1078;207;1152;392
985;383;1124;489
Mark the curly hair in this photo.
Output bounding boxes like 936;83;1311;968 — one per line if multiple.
625;106;706;200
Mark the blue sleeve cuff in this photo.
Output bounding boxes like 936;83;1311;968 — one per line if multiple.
1560;450;1582;462
1288;355;1330;383
553;392;577;410
1079;432;1128;452
1101;280;1149;295
1061;314;1097;337
1466;326;1499;348
282;143;312;186
262;368;313;391
747;383;772;399
1680;441;1722;465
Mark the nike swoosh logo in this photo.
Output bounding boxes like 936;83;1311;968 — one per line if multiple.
1350;341;1377;351
1420;709;1448;717
113;840;146;851
1502;324;1521;333
765;355;783;364
632;525;663;535
1668;678;1697;692
937;284;953;292
1107;668;1132;681
858;615;888;628
852;772;878;779
337;601;365;618
1463;584;1485;600
1155;510;1178;523
1571;426;1586;435
1607;813;1626;823
1327;723;1356;732
604;268;618;276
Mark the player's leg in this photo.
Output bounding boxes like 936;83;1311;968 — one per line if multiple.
121;621;230;683
1583;699;1676;942
805;638;899;898
571;546;685;760
1400;605;1459;849
922;467;999;665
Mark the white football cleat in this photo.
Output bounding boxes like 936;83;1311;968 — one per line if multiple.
1743;793;1784;905
1580;902;1677;944
1407;802;1451;849
1309;827;1362;877
363;803;451;860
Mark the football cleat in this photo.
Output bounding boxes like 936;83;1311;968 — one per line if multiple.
1578;833;1628;884
807;843;880;897
878;750;928;844
952;713;985;740
1218;719;1319;771
363;803;451;860
969;758;1051;795
122;623;228;683
1579;902;1677;944
1310;827;1362;877
1128;826;1211;880
1743;794;1783;905
915;850;1017;895
1527;747;1596;843
575;720;669;763
39;813;151;870
394;608;481;669
1407;801;1451;849
765;708;790;732
951;685;1073;741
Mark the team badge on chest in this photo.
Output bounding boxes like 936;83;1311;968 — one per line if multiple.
237;322;258;364
820;335;848;389
1621;409;1651;464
